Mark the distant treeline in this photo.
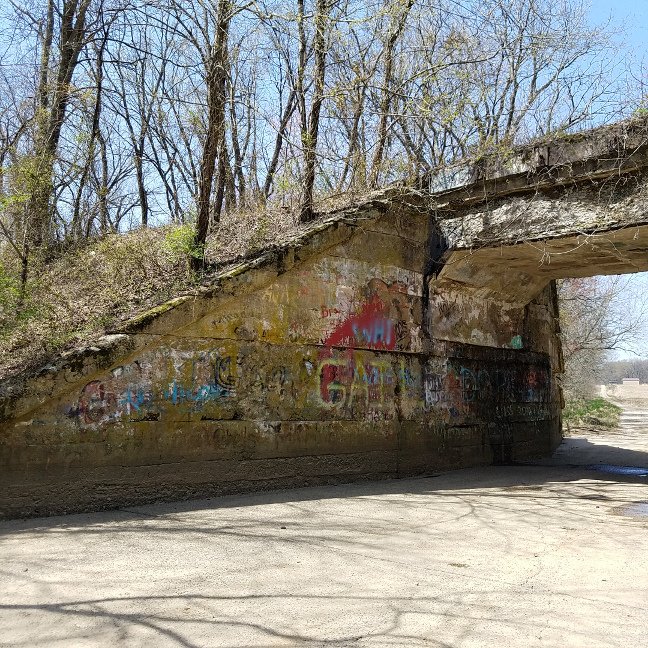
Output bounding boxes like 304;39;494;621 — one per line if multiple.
599;360;648;385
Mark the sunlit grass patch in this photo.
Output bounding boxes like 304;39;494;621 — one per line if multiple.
564;397;621;430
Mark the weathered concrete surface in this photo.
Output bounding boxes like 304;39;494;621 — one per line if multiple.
1;429;647;647
0;203;561;519
6;117;648;518
433;118;648;306
434;180;648;305
426;116;648;203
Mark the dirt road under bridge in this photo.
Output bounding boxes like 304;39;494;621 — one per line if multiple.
1;423;647;648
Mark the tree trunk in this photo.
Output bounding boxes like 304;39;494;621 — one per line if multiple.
369;0;413;188
299;0;329;224
228;75;246;205
29;0;93;248
194;0;231;267
263;89;297;199
72;29;107;238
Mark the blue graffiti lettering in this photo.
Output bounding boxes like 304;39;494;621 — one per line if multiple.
163;380;232;406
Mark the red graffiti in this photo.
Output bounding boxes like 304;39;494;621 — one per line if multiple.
322;279;413;352
323;296;395;351
78;380;118;424
317;280;416;405
320;306;341;318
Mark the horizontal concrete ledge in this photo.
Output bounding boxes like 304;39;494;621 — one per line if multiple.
1;425;562;519
425;118;648;212
432;148;648;212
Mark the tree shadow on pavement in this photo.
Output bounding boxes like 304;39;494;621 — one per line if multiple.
0;433;646;647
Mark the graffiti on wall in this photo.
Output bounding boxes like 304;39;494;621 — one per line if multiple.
164;355;236;405
312;279;423;411
69;350;238;426
67;349;551;429
316;354;418;410
321;279;420;352
424;361;551;420
77;380;121;425
64;268;552;427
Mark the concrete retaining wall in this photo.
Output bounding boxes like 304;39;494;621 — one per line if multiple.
0;206;563;518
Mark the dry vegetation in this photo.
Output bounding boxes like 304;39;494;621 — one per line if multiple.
0;204;318;380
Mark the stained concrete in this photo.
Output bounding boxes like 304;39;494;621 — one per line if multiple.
6;117;648;518
0;207;561;519
1;425;646;648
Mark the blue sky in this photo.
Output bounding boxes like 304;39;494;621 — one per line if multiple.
588;0;648;56
584;2;648;361
603;274;648;361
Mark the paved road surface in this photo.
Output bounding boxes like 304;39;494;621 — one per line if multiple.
1;424;647;647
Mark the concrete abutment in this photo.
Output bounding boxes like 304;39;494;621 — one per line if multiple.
0;206;562;518
5;117;648;518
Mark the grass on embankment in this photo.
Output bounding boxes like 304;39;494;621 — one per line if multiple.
563;397;621;432
0;193;364;382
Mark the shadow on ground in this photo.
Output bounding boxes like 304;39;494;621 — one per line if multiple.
1;430;646;648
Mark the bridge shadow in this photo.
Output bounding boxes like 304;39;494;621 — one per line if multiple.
1;432;646;647
1;432;646;538
530;432;648;470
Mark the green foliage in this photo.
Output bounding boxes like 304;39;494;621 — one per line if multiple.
563;397;621;429
0;189;29;213
162;224;204;261
0;155;41;224
0;260;41;341
0;263;20;311
3;153;51;201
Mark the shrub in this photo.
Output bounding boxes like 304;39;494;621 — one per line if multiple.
162;224;204;262
563;397;621;430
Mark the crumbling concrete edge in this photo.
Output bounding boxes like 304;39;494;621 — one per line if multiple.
425;116;648;211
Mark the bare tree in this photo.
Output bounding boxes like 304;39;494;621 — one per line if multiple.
558;276;648;399
180;0;234;262
298;0;334;223
26;0;95;247
368;0;414;187
0;0;633;263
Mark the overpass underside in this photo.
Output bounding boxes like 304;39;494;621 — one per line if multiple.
435;168;648;305
427;121;648;361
